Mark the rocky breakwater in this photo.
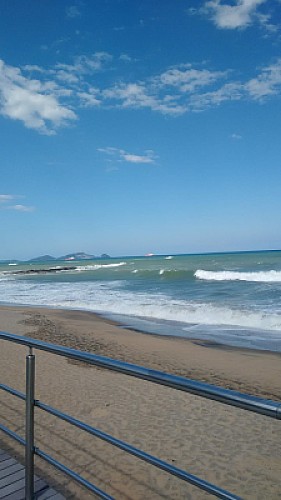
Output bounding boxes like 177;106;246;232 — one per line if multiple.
5;266;77;275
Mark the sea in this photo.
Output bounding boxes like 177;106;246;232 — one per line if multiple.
1;250;281;352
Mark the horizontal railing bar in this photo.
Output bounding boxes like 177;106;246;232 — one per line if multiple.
35;447;114;500
0;424;114;500
36;400;241;500
0;419;114;499
1;331;281;419
0;381;240;499
0;423;25;446
0;383;26;401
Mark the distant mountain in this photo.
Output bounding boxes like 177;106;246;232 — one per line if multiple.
29;255;56;262
27;252;110;262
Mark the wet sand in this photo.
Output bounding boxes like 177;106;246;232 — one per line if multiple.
0;305;280;499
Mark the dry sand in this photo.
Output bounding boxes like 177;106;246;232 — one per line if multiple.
0;305;280;499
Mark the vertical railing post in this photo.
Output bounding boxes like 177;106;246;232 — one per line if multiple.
25;349;35;500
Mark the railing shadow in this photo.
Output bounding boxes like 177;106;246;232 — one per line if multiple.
1;331;281;500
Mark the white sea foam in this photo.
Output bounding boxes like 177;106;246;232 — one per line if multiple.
1;278;281;332
195;269;281;282
0;275;13;281
76;262;126;271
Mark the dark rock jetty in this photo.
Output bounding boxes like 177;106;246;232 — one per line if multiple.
7;266;77;275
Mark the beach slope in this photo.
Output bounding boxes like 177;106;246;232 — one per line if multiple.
0;305;280;499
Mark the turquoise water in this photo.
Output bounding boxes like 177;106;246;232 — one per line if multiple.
1;250;281;351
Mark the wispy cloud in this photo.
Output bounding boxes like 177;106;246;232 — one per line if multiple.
23;52;112;89
102;65;226;115
121;151;157;164
54;52;112;76
189;82;243;110
77;88;101;107
2;56;281;132
103;60;277;114
119;53;135;63
66;5;81;19
245;59;281;99
7;204;35;212
0;194;35;212
200;0;276;31
0;194;15;202
230;133;242;140
98;147;158;164
24;60;219;116
154;65;225;92
186;60;281;110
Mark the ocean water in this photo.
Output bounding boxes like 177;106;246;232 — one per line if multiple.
1;251;281;351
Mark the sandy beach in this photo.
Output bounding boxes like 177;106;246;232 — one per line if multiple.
0;305;280;499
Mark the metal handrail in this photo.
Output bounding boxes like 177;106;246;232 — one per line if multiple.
0;331;280;499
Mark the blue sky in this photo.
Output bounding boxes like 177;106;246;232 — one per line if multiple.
1;0;281;259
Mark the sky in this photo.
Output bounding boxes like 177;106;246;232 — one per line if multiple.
1;0;281;260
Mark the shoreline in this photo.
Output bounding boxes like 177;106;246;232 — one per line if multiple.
2;299;281;353
2;300;281;354
1;303;281;498
0;303;280;400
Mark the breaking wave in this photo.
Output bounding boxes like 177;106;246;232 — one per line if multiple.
1;279;281;332
76;262;126;271
195;270;281;283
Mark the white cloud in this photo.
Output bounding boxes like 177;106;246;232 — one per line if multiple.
77;88;101;107
0;195;34;212
230;133;242;139
102;66;226;115
22;52;112;98
103;82;164;112
22;65;45;73
188;60;281;108
55;52;112;76
0;59;76;134
121;152;155;164
78;59;281;114
202;0;268;29
245;59;281;99
66;5;81;18
190;82;243;109
2;55;281;132
119;54;133;62
97;147;119;155
0;194;15;202
154;65;225;92
7;204;35;212
55;70;80;84
98;147;158;164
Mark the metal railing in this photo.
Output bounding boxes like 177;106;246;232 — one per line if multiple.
0;331;280;500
